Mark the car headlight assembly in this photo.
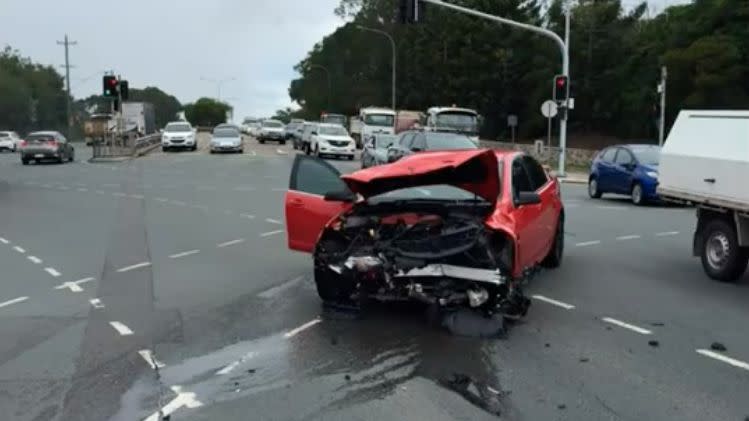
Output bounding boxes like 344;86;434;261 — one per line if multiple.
646;171;658;178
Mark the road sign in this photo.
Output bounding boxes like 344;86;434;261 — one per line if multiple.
507;115;518;127
541;100;558;118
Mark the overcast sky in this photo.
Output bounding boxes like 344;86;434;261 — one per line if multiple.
2;0;342;120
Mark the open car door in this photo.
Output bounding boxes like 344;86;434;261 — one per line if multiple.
285;155;354;252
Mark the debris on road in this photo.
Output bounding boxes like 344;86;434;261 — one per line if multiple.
648;340;660;347
650;322;665;327
441;373;506;416
710;342;727;352
442;309;505;338
579;357;590;363
557;404;567;410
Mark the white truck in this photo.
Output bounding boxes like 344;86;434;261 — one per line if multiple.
425;106;480;144
657;110;749;282
350;107;395;148
121;102;156;135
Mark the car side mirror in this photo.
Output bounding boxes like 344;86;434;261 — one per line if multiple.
324;190;355;202
387;148;402;163
515;191;541;206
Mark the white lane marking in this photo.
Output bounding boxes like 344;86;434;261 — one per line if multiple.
154;197;169;202
77;187;88;192
41;184;52;188
112;192;127;197
0;296;29;309
116;261;152;272
27;256;42;264
696;349;749;371
57;186;70;191
215;351;255;375
276;148;288;155
260;230;284;238
95;190;106;195
138;349;166;369
13;246;25;253
109;321;134;336
596;205;626;210
0;237;8;244
248;150;257;156
89;298;105;309
44;267;62;277
240;213;255;219
616;235;641;241
55;277;94;292
575;240;601;247
217;238;245;248
171;200;187;206
601;317;652;335
143;386;203;421
656;231;679;237
531;295;575;310
265;218;283;225
284;318;322;338
103;183;119;187
258;276;304;299
169;249;200;259
130;194;144;199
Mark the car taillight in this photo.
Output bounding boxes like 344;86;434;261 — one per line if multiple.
20;140;27;147
47;140;58;147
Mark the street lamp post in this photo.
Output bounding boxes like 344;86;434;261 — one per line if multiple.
309;64;332;110
200;76;236;101
356;25;396;113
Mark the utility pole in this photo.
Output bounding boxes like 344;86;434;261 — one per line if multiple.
658;66;667;146
57;34;77;132
356;26;397;113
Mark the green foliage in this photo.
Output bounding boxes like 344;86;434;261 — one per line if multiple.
290;0;749;144
183;97;231;127
272;107;306;124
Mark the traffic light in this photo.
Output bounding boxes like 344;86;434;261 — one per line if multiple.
553;75;569;103
120;80;129;100
103;75;118;97
398;0;424;24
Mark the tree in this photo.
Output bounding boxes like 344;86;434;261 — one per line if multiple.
183;97;231;127
129;87;182;128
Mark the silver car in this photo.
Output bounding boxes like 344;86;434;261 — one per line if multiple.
361;133;397;168
20;131;74;165
210;127;243;154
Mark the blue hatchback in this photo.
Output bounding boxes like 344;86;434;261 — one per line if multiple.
588;144;661;205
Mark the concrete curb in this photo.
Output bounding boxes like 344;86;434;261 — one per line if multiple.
87;156;131;163
558;178;588;185
135;143;161;157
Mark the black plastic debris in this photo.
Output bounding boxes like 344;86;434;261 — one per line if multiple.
648;340;659;347
650;322;665;327
440;373;506;416
557;404;567;410
442;309;505;338
344;374;351;381
710;342;727;352
579;358;589;363
544;343;550;348
605;326;613;331
247;368;256;374
161;415;171;421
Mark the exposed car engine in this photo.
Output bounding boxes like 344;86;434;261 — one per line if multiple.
313;205;530;319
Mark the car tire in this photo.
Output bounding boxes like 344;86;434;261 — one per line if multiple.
162;147;168;152
69;150;75;162
700;219;749;282
541;213;564;268
631;183;644;206
238;149;243;154
21;158;29;165
588;177;602;199
280;140;286;145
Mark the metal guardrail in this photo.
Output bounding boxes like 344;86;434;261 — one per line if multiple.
91;133;161;159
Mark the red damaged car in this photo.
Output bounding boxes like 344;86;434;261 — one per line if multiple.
284;148;564;318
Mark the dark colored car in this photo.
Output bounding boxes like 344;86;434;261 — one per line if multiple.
588;144;661;205
361;133;398;168
20;131;74;165
386;131;479;163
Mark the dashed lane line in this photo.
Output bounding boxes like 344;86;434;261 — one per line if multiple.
215;351;255;375
531;295;576;310
284;318;322;338
27;256;42;264
89;298;105;309
55;277;95;292
116;261;152;273
13;246;25;253
217;239;245;248
143;386;203;421
601;317;652;335
696;349;749;371
44;267;62;277
265;218;283;225
240;213;255;219
0;296;29;309
0;237;8;244
138;349;166;369
169;249;200;259
575;240;601;247
616;235;641;241
260;230;284;238
656;231;680;237
109;321;134;336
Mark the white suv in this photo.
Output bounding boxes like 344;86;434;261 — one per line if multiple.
257;120;286;144
162;122;197;151
310;123;356;160
0;131;21;152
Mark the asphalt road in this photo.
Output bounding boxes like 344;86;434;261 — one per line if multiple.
0;135;747;421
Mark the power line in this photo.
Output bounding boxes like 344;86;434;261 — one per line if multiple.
57;34;77;130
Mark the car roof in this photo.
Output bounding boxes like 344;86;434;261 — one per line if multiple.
28;131;60;135
318;123;345;128
166;121;190;125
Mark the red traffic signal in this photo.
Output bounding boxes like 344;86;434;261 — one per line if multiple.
103;75;118;97
553;75;569;103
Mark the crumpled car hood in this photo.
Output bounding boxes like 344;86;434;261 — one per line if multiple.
342;149;500;204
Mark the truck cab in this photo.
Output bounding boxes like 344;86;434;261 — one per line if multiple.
425;106;480;145
352;107;395;148
658;110;749;282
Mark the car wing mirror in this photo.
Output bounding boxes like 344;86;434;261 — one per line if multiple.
515;191;541;206
324;189;355;202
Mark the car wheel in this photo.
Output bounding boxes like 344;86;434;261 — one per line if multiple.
588;177;602;198
541;213;564;268
700;219;749;282
314;145;320;157
21;158;29;165
280;140;286;145
69;149;75;162
162;147;168;152
631;183;644;206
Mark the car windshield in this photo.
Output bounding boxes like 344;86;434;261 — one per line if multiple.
0;133;9;138
213;129;239;138
363;114;394;127
631;146;661;165
374;135;397;149
435;112;478;132
263;121;283;128
319;126;348;136
26;133;55;141
322;115;347;125
165;124;191;132
425;133;478;150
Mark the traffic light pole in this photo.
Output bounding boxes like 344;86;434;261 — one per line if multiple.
419;0;570;176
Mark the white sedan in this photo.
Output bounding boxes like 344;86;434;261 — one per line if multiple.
0;131;21;152
210;127;243;154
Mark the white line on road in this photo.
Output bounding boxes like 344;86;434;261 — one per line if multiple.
89;298;105;309
0;237;8;244
258;276;304;299
55;277;94;292
531;295;576;310
13;246;25;253
656;231;680;237
601;317;652;335
27;256;42;264
169;249;200;259
138;349;166;369
265;218;283;225
284;318;322;338
112;192;127;197
217;239;245;248
248;150;257;156
109;321;134;336
260;230;284;238
596;205;626;210
215;351;255;375
116;261;152;272
44;267;61;277
129;194;144;199
171;200;187;206
233;186;256;191
143;386;203;421
95;190;106;195
77;187;88;192
0;296;29;309
154;197;169;202
616;235;641;241
276;149;288;155
575;240;601;247
696;349;749;371
240;213;255;219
